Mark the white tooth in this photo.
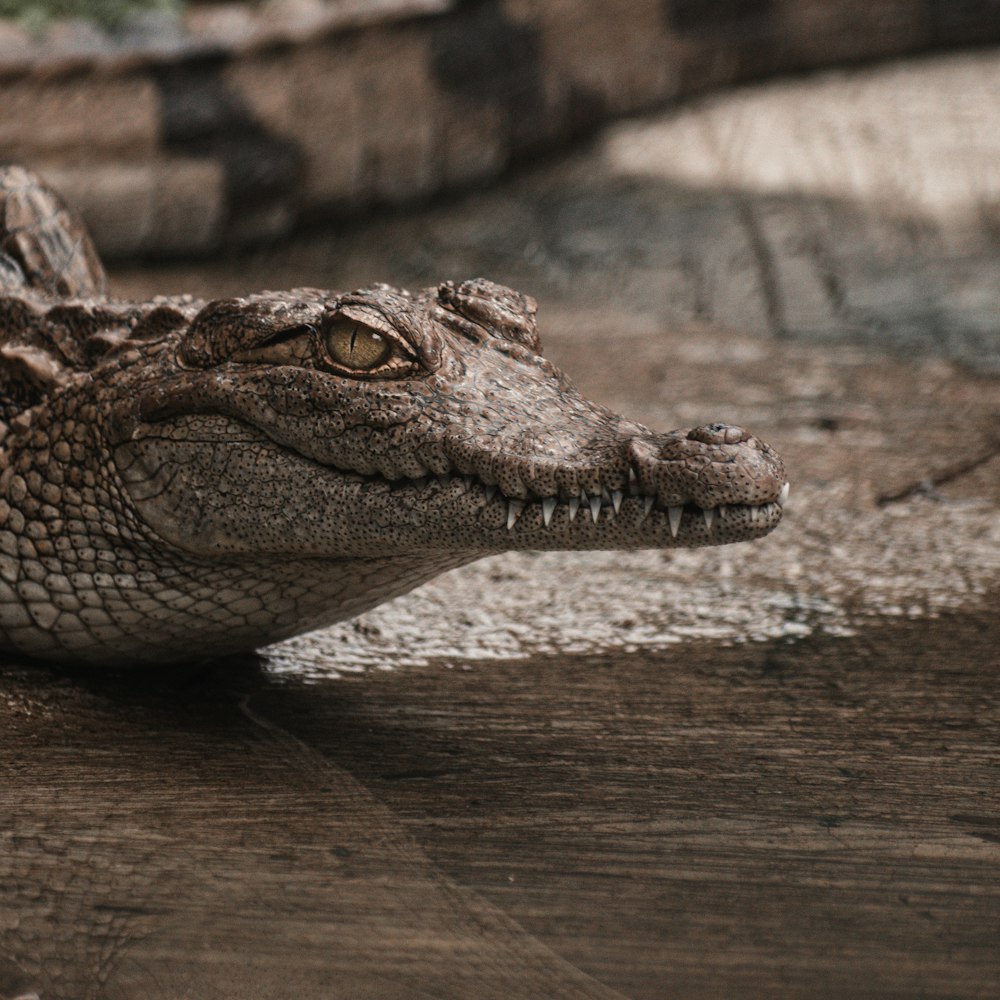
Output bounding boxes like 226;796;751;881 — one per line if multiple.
612;490;623;514
668;505;683;538
718;505;727;518
703;508;715;532
542;496;556;527
568;496;580;521
628;467;639;494
589;494;602;522
463;476;473;491
750;506;760;523
778;482;790;506
643;495;654;517
507;499;525;530
484;484;497;502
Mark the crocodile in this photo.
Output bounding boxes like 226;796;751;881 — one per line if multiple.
0;165;786;665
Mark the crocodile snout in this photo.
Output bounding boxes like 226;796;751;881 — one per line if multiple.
627;423;786;511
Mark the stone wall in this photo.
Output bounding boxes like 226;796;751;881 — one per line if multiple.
3;0;1000;258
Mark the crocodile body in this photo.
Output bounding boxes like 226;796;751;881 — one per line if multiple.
0;166;786;665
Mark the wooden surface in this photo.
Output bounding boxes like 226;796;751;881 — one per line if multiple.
1;609;998;998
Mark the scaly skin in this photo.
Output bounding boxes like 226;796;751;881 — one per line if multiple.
0;166;786;665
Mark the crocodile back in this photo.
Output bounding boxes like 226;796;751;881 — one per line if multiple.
0;168;140;432
0;165;108;300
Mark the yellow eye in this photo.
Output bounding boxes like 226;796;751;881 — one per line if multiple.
324;319;394;371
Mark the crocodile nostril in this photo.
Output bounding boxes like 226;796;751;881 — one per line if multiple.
687;423;751;446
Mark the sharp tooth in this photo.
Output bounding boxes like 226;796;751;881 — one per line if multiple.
718;505;727;518
589;493;602;522
463;476;473;491
703;507;715;532
601;487;612;503
542;496;556;527
668;505;683;538
750;506;760;523
778;482;790;506
507;499;525;530
437;475;450;489
484;484;497;502
568;496;580;521
628;467;639;494
612;490;623;514
643;495;654;517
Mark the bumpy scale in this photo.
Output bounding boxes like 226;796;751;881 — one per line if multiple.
0;166;788;665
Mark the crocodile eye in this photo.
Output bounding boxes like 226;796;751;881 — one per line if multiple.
323;317;394;371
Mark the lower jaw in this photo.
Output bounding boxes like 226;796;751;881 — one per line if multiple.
342;492;784;554
476;497;784;550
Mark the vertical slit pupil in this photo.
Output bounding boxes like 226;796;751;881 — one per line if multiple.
324;318;393;370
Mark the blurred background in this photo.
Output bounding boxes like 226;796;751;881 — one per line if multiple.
2;3;1000;999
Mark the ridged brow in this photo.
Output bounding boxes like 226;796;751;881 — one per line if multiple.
179;296;327;367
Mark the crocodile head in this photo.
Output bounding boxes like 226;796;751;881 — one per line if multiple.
2;278;786;663
115;278;785;554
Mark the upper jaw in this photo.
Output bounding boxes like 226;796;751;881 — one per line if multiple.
439;419;788;544
323;412;789;551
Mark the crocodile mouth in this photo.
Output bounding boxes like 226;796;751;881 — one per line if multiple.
118;413;787;556
333;466;788;546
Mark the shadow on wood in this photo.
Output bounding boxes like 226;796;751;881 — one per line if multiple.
1;608;997;999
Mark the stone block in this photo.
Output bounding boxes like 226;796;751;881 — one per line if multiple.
35;158;225;258
772;0;928;67
353;26;441;203
508;0;679;124
0;76;159;160
436;95;507;189
226;43;366;208
229;22;444;209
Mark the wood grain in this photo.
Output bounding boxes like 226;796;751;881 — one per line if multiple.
1;607;997;998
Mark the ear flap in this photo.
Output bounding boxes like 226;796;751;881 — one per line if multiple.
179;294;326;367
437;279;540;352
